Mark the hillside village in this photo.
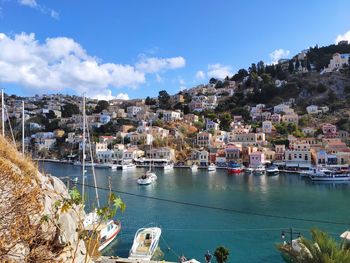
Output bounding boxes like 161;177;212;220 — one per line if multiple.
3;41;350;170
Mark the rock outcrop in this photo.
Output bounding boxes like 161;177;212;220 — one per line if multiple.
0;136;90;262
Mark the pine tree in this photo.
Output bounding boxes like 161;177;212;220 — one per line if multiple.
288;60;294;73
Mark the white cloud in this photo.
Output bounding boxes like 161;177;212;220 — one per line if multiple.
195;70;205;80
18;0;37;8
0;32;146;98
136;55;185;73
0;32;185;99
179;78;185;85
155;74;162;82
335;30;350;44
17;0;59;20
115;93;130;100
269;49;290;64
207;64;232;79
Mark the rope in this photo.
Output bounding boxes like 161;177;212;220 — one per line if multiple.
72;182;350;226
160;235;181;259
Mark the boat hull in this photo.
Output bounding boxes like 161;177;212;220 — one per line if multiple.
99;222;121;251
310;176;350;181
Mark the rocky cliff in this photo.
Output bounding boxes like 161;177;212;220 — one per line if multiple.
0;136;90;262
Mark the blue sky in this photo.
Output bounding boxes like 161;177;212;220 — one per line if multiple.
1;0;350;99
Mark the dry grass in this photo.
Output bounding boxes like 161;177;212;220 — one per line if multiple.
0;136;60;262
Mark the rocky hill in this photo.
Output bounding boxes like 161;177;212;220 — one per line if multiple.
0;136;89;262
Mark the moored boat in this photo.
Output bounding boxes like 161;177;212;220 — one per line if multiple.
208;163;216;172
253;164;266;175
164;163;174;170
227;162;244;174
309;168;350;181
83;211;121;252
122;163;136;170
266;165;279;176
191;164;198;172
128;227;162;261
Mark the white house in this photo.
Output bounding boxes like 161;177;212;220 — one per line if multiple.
274;104;291;114
206;120;219;131
262;121;273;133
127;106;142;118
306;105;319;114
325;53;350;72
163;111;181;122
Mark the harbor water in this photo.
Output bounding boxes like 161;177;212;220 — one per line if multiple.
40;162;350;263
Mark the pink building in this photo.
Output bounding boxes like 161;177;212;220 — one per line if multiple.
322;123;337;137
249;151;265;167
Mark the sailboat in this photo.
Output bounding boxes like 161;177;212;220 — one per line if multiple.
137;122;157;185
121;136;136;170
80;94;121;251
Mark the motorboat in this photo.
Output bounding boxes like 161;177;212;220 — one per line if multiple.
208;164;216;172
191;164;198;172
309;168;350;181
266;165;279;176
164;163;174;170
137;176;153;185
245;167;254;174
128;227;162;261
227;163;244;174
122;163;136;170
137;170;157;185
253;164;266;175
83;211;121;252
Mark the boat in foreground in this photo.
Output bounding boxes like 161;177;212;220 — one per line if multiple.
266;165;279;176
83;211;121;251
128;227;162;261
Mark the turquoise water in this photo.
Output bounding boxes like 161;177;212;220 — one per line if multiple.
40;162;350;263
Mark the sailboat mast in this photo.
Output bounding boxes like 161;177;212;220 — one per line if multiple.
22;101;25;155
1;89;4;137
82;94;86;198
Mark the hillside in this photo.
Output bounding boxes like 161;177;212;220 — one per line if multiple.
0;136;89;262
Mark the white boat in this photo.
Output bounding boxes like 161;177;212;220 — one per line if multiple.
122;163;136;170
191;164;198;172
83;211;121;251
110;164;118;171
208;164;216;172
253;164;266;175
137;170;157;185
164;163;174;170
266;165;279;176
128;227;162;261
309;168;350;181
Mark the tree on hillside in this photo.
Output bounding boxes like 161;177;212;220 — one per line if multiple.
249;63;257;74
231;69;248;81
158;90;171;109
257;61;265;75
145;96;157;105
62;103;80;117
209;78;217;84
295;59;300;71
306;59;311;71
288;60;294;73
94;100;109;113
219;113;232;131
